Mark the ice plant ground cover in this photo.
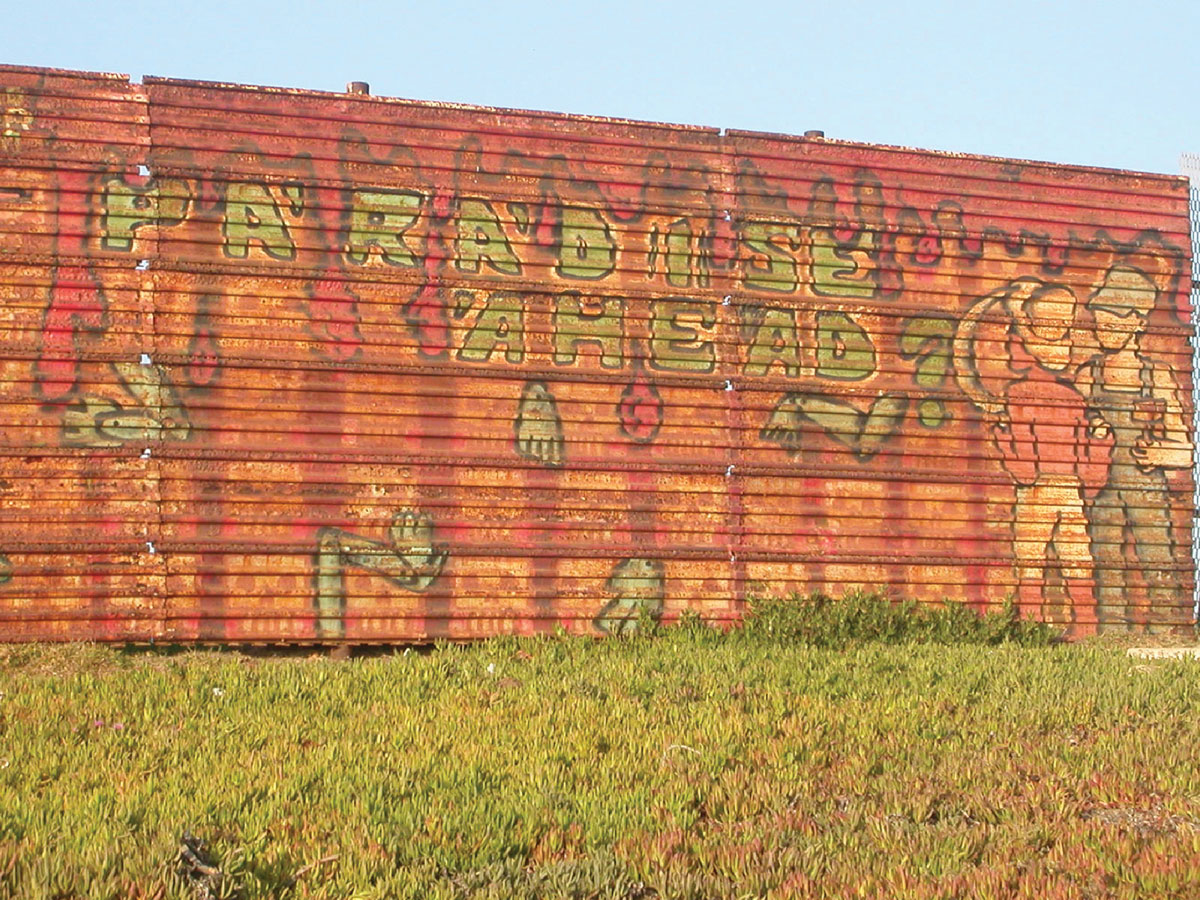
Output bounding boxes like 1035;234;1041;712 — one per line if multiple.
1;595;1198;899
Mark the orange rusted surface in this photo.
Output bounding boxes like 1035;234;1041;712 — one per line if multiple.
0;65;1193;640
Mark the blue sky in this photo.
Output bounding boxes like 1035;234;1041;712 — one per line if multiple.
6;0;1197;174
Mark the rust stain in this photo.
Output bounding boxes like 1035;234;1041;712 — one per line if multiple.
0;65;1193;641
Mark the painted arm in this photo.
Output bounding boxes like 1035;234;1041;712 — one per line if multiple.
1071;359;1113;495
313;509;449;637
1076;413;1114;498
992;412;1038;485
1132;363;1194;470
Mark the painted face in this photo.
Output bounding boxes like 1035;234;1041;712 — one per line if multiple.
1092;305;1144;351
1088;266;1155;351
1020;287;1076;371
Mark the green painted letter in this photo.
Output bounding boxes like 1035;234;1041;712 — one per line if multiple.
743;307;802;377
741;221;802;292
100;175;190;251
811;227;877;298
650;298;716;373
456;198;521;275
816;310;875;380
224;182;295;261
457;291;525;364
344;189;423;267
664;218;697;288
557;206;615;280
553;293;624;368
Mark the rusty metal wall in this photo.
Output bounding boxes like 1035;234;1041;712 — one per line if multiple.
1180;152;1200;625
0;65;1193;641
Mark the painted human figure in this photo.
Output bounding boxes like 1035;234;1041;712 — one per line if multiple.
1077;264;1193;630
991;279;1113;616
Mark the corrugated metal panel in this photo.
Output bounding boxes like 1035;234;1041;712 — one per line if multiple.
1179;152;1200;624
0;66;1193;640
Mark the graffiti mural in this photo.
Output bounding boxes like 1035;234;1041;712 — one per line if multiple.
0;65;1192;641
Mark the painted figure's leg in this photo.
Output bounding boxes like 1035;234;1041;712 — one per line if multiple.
1012;483;1053;616
1127;484;1184;631
1088;486;1129;630
1055;491;1096;623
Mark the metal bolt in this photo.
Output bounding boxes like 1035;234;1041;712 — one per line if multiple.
347;82;370;95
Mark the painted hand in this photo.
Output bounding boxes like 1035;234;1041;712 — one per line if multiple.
387;510;449;590
514;382;565;467
762;392;908;462
1132;439;1192;471
1087;415;1111;441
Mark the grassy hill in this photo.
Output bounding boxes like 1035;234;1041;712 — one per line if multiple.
2;597;1198;899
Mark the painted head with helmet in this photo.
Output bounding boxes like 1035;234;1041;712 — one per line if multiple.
1087;264;1157;352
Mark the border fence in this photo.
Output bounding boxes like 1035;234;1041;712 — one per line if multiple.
1178;152;1200;623
0;65;1195;641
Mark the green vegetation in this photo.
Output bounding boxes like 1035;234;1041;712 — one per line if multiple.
1;594;1198;898
734;592;1056;647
